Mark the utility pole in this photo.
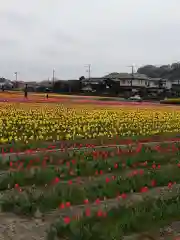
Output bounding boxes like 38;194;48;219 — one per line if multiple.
14;72;18;82
85;64;91;80
52;69;55;86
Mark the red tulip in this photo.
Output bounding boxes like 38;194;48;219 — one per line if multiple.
64;217;71;224
17;160;24;171
66;202;71;207
152;164;156;169
53;177;60;184
168;182;173;188
114;163;118;169
141;186;148;193
42;157;49;168
9;161;13;167
121;193;127;199
84;199;89;204
133;170;138;176
97;210;103;217
15;183;19;188
68;180;72;185
10;148;14;153
71;159;76;165
66;162;70;167
151;180;156;187
138;169;144;175
112;175;116;180
59;203;65;209
100;170;103;175
142;161;148;166
95;198;100;204
105;177;110;183
135;143;142;154
85;208;91;217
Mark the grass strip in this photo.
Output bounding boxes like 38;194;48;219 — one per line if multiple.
0;132;180;153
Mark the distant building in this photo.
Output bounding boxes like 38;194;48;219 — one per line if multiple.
0;78;13;89
14;81;25;89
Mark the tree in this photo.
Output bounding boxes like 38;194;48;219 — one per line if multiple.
79;76;85;81
137;62;180;80
78;76;85;91
104;78;120;95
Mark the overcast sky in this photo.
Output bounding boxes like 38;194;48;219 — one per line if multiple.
0;0;180;81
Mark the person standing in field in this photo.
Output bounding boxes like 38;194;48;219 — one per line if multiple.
24;84;28;98
45;88;49;99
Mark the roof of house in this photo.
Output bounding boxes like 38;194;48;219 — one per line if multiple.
83;78;105;83
104;72;150;80
104;72;130;79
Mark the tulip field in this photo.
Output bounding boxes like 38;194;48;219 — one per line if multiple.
1;93;180;239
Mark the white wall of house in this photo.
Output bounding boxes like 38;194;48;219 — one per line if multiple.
132;79;147;87
148;80;158;88
164;80;172;89
119;79;131;86
172;80;180;85
118;78;172;89
119;79;147;87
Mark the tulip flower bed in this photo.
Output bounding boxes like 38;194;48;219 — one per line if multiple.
0;103;180;144
0;142;180;220
47;195;180;239
1;101;180;238
0;144;180;238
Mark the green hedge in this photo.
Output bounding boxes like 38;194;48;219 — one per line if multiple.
160;98;180;104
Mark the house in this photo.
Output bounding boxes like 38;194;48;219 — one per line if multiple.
170;79;180;96
104;73;149;88
148;78;172;90
104;73;171;90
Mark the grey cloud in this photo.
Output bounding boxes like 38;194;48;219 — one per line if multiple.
54;31;81;45
0;38;20;47
0;0;180;81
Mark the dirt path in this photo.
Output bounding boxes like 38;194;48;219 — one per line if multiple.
0;213;48;240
